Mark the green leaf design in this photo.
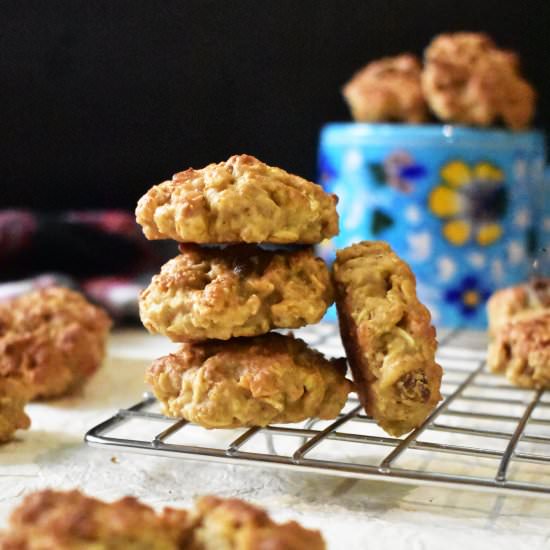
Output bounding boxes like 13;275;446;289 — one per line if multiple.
368;163;387;185
371;209;394;235
526;226;538;255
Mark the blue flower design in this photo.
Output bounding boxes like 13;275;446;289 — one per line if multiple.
444;275;492;317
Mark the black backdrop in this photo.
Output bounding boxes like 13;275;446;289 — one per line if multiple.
2;0;549;210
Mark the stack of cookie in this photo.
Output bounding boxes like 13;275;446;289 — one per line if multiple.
135;154;353;428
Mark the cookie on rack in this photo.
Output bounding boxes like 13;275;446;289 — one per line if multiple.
0;287;112;399
421;32;536;129
487;277;550;335
146;332;353;428
487;310;550;389
139;244;333;341
332;241;442;437
0;377;30;443
487;279;550;389
343;53;428;123
136;154;339;244
0;489;193;549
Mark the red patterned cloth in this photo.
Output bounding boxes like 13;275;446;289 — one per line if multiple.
0;210;174;323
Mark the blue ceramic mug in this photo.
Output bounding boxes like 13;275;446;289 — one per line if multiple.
317;123;546;328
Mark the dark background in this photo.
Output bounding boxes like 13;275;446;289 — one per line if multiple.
2;0;549;210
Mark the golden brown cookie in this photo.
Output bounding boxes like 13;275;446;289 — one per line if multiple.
487;310;550;389
0;377;30;443
0;489;193;549
139;244;333;342
487;279;550;388
146;333;352;428
332;241;442;436
135;154;339;245
421;32;535;129
487;278;550;335
343;53;428;123
0;490;326;550
193;495;325;550
0;287;112;400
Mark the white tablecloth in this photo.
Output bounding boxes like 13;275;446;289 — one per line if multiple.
1;329;549;549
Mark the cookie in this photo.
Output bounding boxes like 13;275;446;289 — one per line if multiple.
343;53;428;123
0;287;112;399
487;310;550;389
487;278;550;335
332;241;442;436
487;279;550;388
0;377;30;443
421;32;535;129
146;333;352;428
135;154;339;245
193;495;325;550
139;244;333;341
0;490;325;550
0;489;192;549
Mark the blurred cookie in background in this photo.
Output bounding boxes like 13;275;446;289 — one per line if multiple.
342;53;428;123
0;287;112;400
0;489;326;549
422;32;536;129
487;278;550;388
0;377;30;443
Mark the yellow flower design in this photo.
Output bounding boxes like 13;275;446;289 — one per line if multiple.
429;160;507;247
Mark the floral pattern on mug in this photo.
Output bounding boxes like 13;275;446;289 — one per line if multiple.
429;160;507;247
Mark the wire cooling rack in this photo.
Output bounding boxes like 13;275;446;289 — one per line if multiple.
85;325;550;498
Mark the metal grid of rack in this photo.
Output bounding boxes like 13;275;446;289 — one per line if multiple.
85;326;550;498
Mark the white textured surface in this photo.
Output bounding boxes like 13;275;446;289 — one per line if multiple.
1;328;550;549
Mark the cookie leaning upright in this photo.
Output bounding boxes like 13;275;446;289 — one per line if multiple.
332;241;442;436
136;154;339;244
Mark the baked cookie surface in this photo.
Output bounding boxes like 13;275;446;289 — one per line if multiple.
487;278;550;335
421;32;535;129
0;377;30;443
139;244;333;341
488;310;550;389
0;490;325;550
0;287;112;399
135;154;339;245
0;489;192;550
332;241;442;436
343;53;428;123
487;279;550;389
146;333;352;428
193;495;325;550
